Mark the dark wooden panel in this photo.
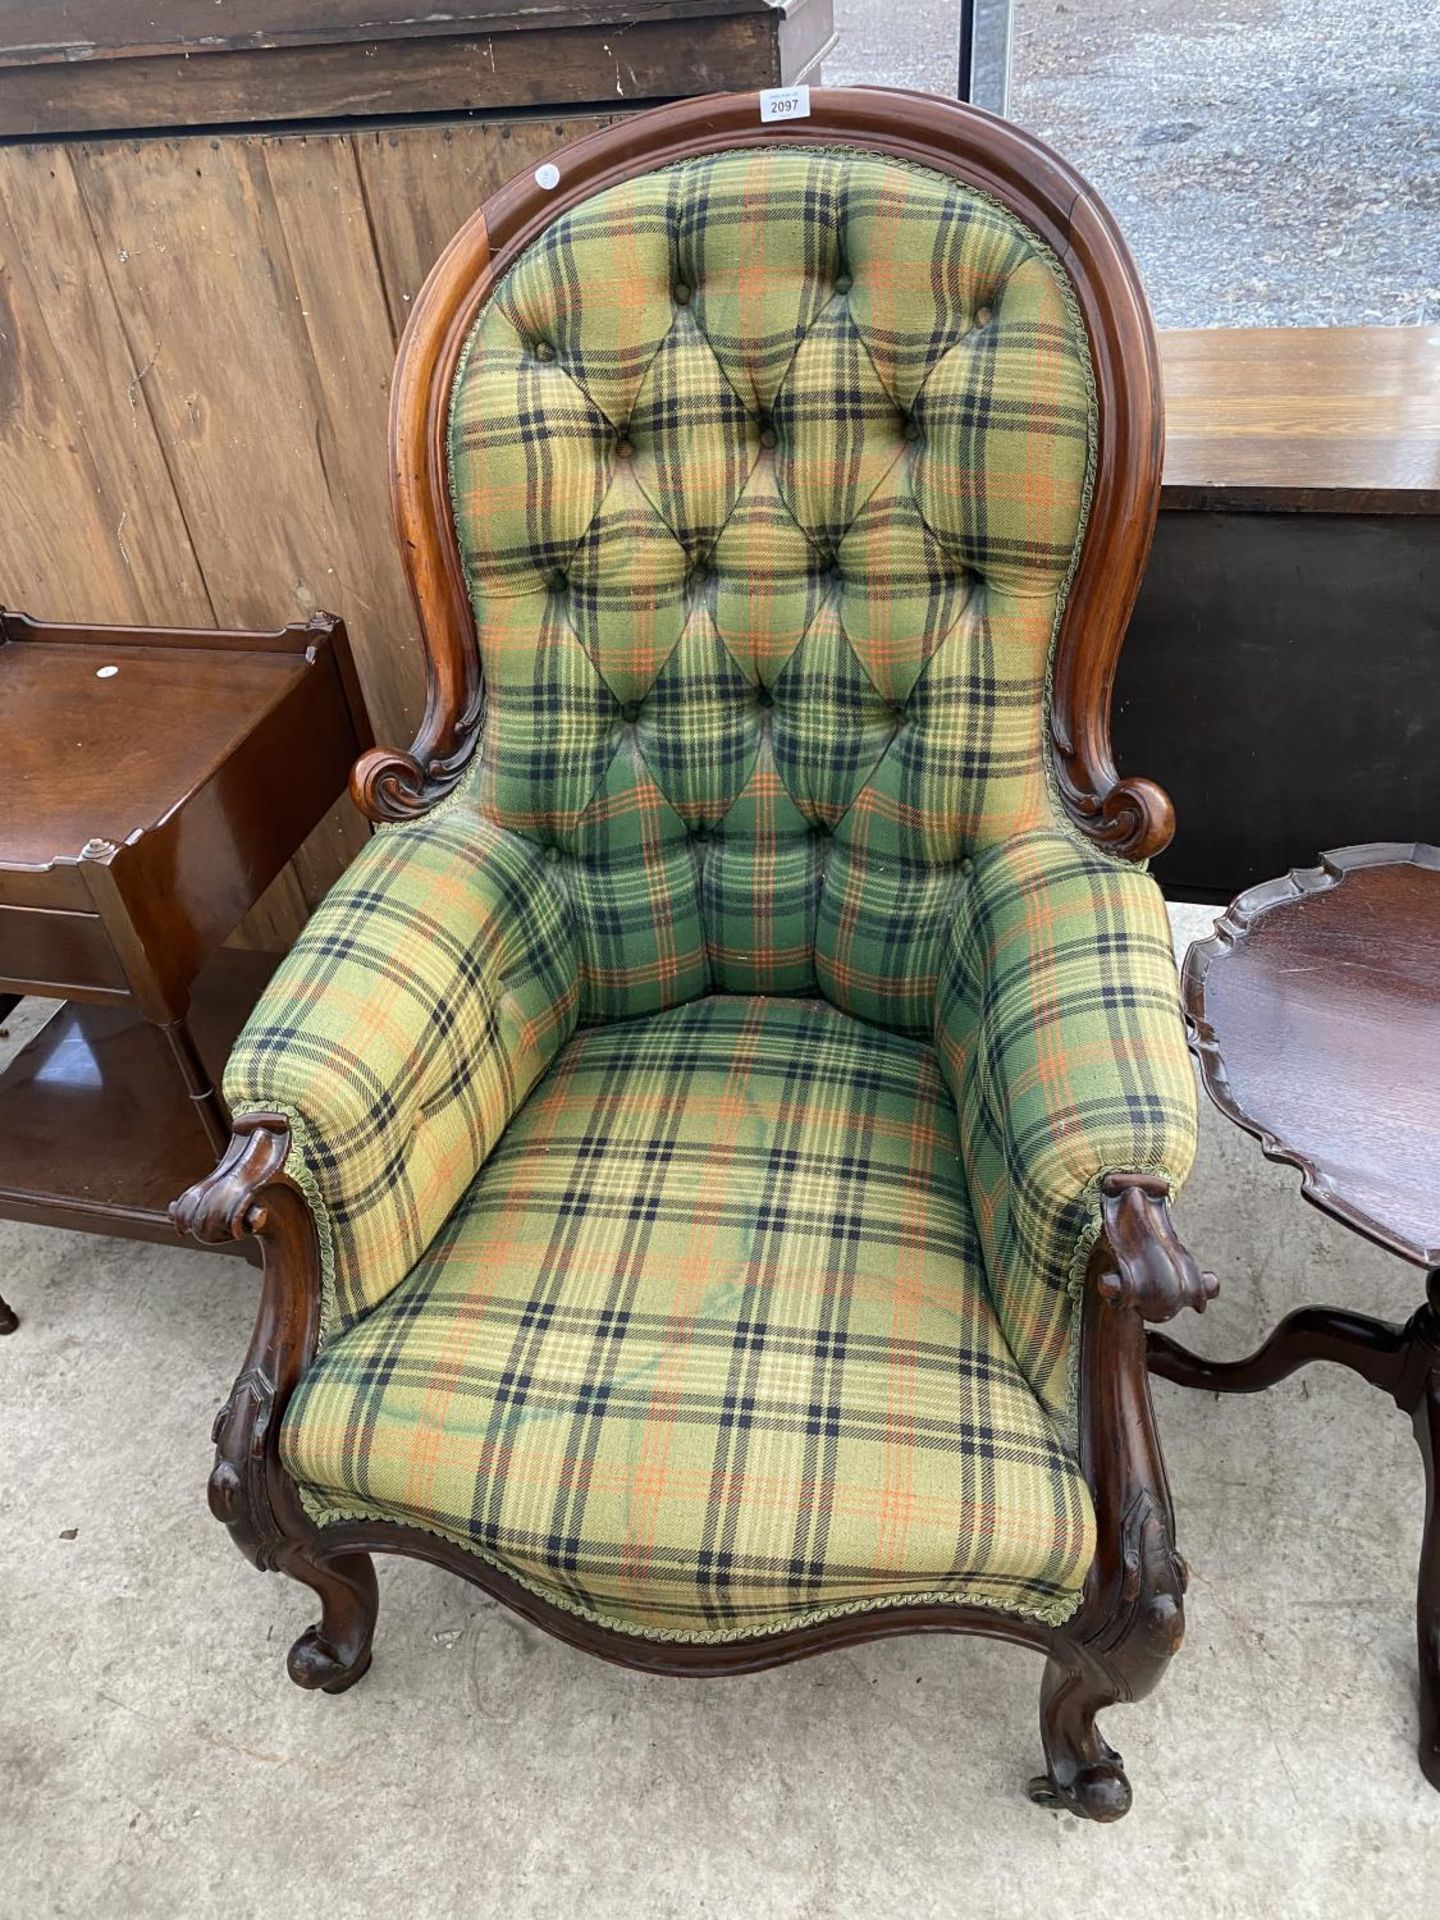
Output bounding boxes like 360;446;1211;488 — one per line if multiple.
0;8;826;136
0;0;790;64
0;905;126;998
0;865;88;912
1115;511;1440;900
112;645;368;1001
1158;326;1440;515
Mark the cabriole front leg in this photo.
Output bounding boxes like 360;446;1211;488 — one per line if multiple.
1032;1174;1217;1821
283;1549;379;1694
173;1115;379;1693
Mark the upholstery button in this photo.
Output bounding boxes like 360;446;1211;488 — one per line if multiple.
756;686;773;709
551;569;568;591
615;435;635;459
901;418;920;442
975;305;993;327
692;827;712;845
758;420;778;450
535;341;556;361
834;272;853;294
814;819;832;837
673;281;692;305
620;700;642;723
689;559;710;584
544;844;563;865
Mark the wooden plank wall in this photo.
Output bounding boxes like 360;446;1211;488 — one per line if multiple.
0;113;611;944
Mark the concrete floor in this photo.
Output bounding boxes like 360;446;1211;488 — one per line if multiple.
2;902;1438;1917
827;0;1440;326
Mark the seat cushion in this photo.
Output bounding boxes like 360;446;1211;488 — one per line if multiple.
282;996;1095;1640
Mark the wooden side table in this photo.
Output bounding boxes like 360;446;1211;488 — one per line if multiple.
1150;844;1440;1790
0;609;371;1329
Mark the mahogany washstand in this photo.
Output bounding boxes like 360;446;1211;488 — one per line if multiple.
0;609;370;1330
1152;842;1440;1789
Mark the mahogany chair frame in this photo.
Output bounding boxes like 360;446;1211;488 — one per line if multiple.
175;89;1216;1821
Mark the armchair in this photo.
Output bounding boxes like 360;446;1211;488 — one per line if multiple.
177;89;1215;1820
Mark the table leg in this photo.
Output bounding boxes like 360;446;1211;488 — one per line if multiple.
1415;1360;1439;1788
160;1015;231;1159
1;996;20;1329
1150;1273;1440;1792
1148;1305;1410;1399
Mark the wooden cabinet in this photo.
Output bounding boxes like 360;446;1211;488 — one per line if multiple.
1120;326;1440;900
0;612;369;1296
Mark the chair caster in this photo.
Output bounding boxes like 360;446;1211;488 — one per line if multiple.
1027;1763;1133;1822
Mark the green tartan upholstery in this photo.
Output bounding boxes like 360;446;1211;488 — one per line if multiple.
282;997;1096;1636
224;802;578;1331
449;146;1094;1031
220;137;1198;1641
937;832;1198;1419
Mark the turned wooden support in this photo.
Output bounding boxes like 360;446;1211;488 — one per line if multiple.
1151;1269;1440;1789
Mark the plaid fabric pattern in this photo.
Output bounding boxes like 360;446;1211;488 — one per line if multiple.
936;831;1198;1419
225;803;579;1331
448;146;1095;1031
282;996;1096;1637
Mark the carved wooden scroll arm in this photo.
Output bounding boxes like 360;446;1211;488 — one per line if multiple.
1095;1172;1219;1323
172;1114;325;1569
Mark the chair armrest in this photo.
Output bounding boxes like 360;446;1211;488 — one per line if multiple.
1096;1173;1217;1321
936;828;1200;1419
224;801;578;1334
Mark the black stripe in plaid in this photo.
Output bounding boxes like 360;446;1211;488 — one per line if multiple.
282;996;1095;1636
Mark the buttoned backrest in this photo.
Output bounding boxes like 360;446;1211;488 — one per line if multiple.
448;145;1095;1032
